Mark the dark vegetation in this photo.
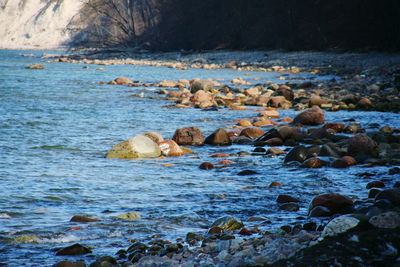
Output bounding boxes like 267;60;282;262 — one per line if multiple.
74;0;400;51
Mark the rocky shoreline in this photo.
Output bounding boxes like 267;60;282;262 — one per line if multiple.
36;51;400;267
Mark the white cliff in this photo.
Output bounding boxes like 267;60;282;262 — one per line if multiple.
0;0;83;49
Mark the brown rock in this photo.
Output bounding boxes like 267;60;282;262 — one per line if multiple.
267;147;286;155
332;156;357;168
324;123;345;133
114;77;133;85
199;162;214;170
210;153;230;158
258;109;280;118
159;140;184;157
237;120;253;127
269;96;292;108
277;194;300;204
172;127;205;146
269;181;282;187
309;193;354;216
358;98;373;108
266;137;284;146
144;132;164;144
309;94;328;107
347;134;379;158
56;244;92;256
301;157;323;168
293;106;325;125
240;127;265;139
70;215;100;223
205;128;232;146
277;85;294;101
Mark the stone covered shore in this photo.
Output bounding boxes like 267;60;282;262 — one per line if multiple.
43;50;400;267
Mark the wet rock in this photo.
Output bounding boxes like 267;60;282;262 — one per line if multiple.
56;244;91;256
279;203;300;212
89;256;118;267
366;181;385;189
302;222;317;231
267;147;285;155
27;63;44;70
208;226;224;235
186;232;203;244
233;136;254;145
190;79;214;93
199;162;214;170
114;77;133;85
375;188;400;206
369;211;400;229
368;188;382;199
269;96;292;109
238;228;253;236
211;216;244;231
191;90;214;108
277;194;300;204
259;109;280;118
144;132;164;144
321;215;360;237
114;212;141;221
277;85;294;101
347;134;379;158
332;156;357;168
172;127;204;146
324;123;346;133
388;167;400;175
358;98;373;108
284;145;309;164
301;157;323;168
205;128;232;146
239;127;264;139
53;261;86;267
106;135;161;159
237;119;253;127
266;137;284;146
269;181;282;187
309;206;332;217
309;193;354;216
293;106;325;125
237;170;258;176
70;215;100;223
159;140;183;157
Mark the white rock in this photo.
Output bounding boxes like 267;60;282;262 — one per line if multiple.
322;215;359;237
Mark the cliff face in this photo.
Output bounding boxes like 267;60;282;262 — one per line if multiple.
0;0;83;49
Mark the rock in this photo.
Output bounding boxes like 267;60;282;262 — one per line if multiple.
208;226;224;235
347;134;379;158
324;123;346;133
211;216;244;231
70;215;100;223
53;261;86;267
284;145;309;164
205;128;232;146
358;98;373;108
301;157;323;168
277;194;300;204
191;90;214;108
253;119;275;127
144;132;164;144
267;147;285;155
375;188;400;206
237;120;253;127
114;77;133;85
159;140;183;157
232;77;251;85
172;127;204;146
238;228;253;236
309;193;354;216
265;137;284;146
269;96;292;109
259;109;280;118
277;85;294;101
90;256;118;267
106;135;161;159
159;80;178;88
199;162;214;170
368;188;382;199
309;94;328;107
388;167;400;175
366;181;385;189
293;106;325;125
321;216;360;237
26;63;44;70
269;181;282;187
369;211;400;229
309;206;332;217
190;79;214;93
114;212;141;221
239;127;264;139
56;244;91;256
237;170;258;176
279;203;300;212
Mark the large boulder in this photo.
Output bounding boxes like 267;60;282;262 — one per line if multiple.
172;127;205;146
56;244;91;256
375;188;400;206
347;134;379;158
309;193;354;217
293;106;325;125
190;90;214;108
106;135;161;159
205;128;232;146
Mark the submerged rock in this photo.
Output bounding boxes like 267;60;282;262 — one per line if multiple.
106;135;161;159
211;216;244;231
113;77;133;85
26;63;44;70
114;212;141;221
56;243;91;256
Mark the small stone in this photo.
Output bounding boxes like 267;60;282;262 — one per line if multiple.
114;212;141;221
237;170;258;176
238;228;253;236
240;127;264;139
368;188;382;199
279;203;300;212
301;157;323;168
309;193;354;216
366;181;385;189
211;216;244;231
56;244;91;256
302;222;317;231
70;215;100;223
269;181;282;187
277;194;300;204
199;162;214;170
114;77;133;85
309;206;332;217
267;147;285;155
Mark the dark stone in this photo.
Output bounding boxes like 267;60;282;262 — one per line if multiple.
368;188;382;199
389;167;400;175
375;188;400;206
53;261;86;267
309;206;332;217
205;128;232;146
280;225;292;233
309;193;354;216
302;222;317;231
199;162;214;170
70;215;100;223
366;181;385;189
277;194;300;204
284;145;309;164
56;244;92;256
238;170;258;176
279;202;300;211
